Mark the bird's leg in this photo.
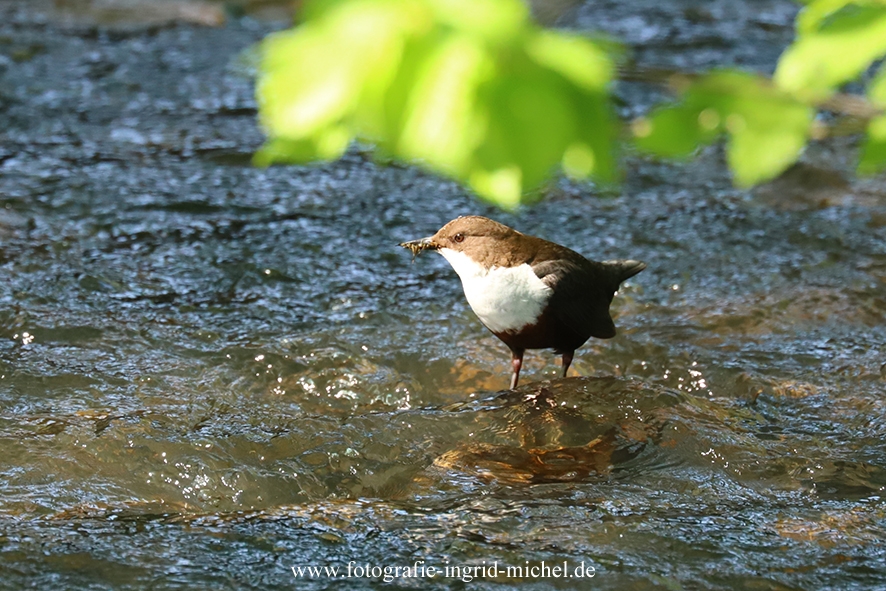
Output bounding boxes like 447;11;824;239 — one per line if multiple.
510;348;525;389
561;350;574;378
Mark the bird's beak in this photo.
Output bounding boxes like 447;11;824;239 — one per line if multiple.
399;236;439;259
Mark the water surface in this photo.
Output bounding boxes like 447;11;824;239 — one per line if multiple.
1;0;885;588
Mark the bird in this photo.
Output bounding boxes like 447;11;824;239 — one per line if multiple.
400;215;645;389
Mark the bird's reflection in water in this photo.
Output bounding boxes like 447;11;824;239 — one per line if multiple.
434;381;661;485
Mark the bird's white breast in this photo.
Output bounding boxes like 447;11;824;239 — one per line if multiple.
438;248;553;333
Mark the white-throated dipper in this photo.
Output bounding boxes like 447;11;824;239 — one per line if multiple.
400;216;645;389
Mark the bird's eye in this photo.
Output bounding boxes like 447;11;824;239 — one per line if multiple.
453;233;465;243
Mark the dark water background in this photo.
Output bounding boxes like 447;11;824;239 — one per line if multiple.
1;0;885;588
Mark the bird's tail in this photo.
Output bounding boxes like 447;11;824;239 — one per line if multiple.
602;259;646;285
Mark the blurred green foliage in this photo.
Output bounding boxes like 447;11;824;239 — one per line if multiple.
633;71;814;187
860;63;886;173
635;0;886;187
256;0;886;208
777;0;886;98
256;0;615;208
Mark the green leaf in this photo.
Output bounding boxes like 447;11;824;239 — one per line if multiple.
258;0;421;141
857;43;886;175
725;109;811;187
868;61;886;107
569;89;618;183
859;114;886;174
795;0;856;34
253;125;351;166
427;0;528;45
468;166;523;209
253;137;319;166
525;31;612;92
562;142;596;179
299;0;351;21
469;67;577;205
633;71;814;187
256;0;618;209
396;34;491;177
633;106;714;158
775;4;886;98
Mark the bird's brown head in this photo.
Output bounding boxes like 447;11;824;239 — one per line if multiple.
399;216;518;260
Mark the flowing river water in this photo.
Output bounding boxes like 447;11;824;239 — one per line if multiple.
1;0;885;588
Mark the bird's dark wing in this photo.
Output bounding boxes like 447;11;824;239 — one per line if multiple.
532;258;619;341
